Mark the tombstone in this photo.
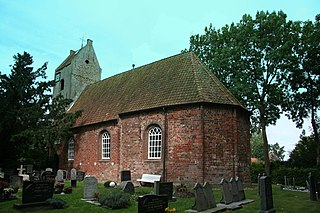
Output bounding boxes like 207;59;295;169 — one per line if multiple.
258;173;261;195
83;176;98;200
56;169;64;182
138;194;168;213
40;170;55;183
45;168;53;172
230;177;240;202
10;175;23;189
120;170;131;182
154;181;175;201
203;182;217;209
70;168;77;188
76;171;85;181
308;172;317;201
31;171;41;181
13;181;54;209
25;165;33;174
192;183;208;211
0;171;4;179
236;177;246;201
259;176;276;213
17;165;26;175
220;178;233;204
122;181;135;195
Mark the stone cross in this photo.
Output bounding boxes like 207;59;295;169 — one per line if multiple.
17;165;26;175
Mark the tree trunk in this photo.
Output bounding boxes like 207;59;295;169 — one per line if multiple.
262;122;271;176
310;107;320;166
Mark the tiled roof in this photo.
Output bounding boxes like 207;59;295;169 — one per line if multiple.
69;52;245;127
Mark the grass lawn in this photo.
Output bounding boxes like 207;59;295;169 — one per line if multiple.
1;181;319;213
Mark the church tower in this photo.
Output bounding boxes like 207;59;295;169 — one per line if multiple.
53;39;101;102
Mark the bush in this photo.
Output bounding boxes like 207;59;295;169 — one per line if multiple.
250;162;264;183
46;198;67;209
98;189;131;209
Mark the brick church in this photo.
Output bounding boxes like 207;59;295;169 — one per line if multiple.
54;39;251;185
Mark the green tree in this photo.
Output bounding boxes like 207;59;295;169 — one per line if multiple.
251;132;264;161
269;142;285;161
288;133;317;168
0;52;80;168
188;11;297;175
283;15;320;166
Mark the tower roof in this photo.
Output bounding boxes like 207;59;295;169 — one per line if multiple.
69;52;246;127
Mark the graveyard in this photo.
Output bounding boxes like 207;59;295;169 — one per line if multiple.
1;173;320;213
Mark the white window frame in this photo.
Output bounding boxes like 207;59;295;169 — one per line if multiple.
148;126;162;159
68;139;75;160
102;132;111;160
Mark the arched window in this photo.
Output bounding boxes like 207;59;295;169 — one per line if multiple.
102;132;111;159
68;139;74;160
148;126;162;159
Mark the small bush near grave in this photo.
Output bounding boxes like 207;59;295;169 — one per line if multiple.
175;183;194;198
46;198;68;209
98;189;131;209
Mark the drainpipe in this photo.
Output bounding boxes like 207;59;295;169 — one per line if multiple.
201;105;205;184
163;107;168;182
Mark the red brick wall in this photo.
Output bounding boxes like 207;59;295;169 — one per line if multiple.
59;104;250;185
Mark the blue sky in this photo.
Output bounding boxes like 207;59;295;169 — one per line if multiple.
0;0;319;159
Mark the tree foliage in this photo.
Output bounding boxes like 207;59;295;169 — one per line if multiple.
188;11;297;175
0;52;80;168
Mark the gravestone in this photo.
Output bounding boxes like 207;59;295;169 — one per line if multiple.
83;176;98;200
25;164;33;174
0;170;4;179
203;182;217;209
10;175;23;189
41;170;55;182
14;181;54;209
120;170;131;181
17;165;26;175
259;176;276;213
154;181;175;201
31;171;41;181
236;177;246;201
308;172;317;201
122;181;135;194
138;194;168;213
192;183;208;211
230;177;240;202
56;169;64;182
220;178;233;204
77;171;85;181
70;168;77;188
45;168;53;172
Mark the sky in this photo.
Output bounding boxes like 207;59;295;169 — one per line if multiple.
0;0;319;159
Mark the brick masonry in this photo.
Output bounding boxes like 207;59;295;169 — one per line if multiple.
58;103;251;185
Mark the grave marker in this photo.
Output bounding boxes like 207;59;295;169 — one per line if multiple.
138;194;168;213
154;181;175;201
122;181;135;194
120;170;131;182
77;171;85;181
192;183;208;211
25;164;33;174
203;182;216;209
220;178;233;204
230;177;240;202
259;176;276;213
10;175;23;189
70;168;77;188
83;176;98;200
56;169;64;182
236;177;246;201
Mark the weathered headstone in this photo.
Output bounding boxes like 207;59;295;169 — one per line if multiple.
17;165;25;175
41;170;55;182
25;164;33;174
154;181;174;201
10;175;23;189
308;172;317;201
83;176;98;200
14;181;54;209
120;170;131;181
77;171;85;181
56;169;64;182
122;181;135;194
138;194;168;213
203;182;217;209
192;183;208;211
70;168;77;188
230;177;240;202
220;178;233;204
45;168;53;172
259;176;276;213
31;171;41;181
236;177;246;201
0;170;4;179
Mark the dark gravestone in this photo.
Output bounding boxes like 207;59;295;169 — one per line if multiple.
77;171;85;181
40;171;55;182
122;181;135;194
236;177;246;201
154;181;174;201
138;194;168;213
308;172;317;201
70;168;77;188
25;165;33;174
10;175;23;189
203;182;217;209
31;171;41;181
83;176;98;200
259;176;276;213
220;178;233;204
230;177;240;202
22;181;54;204
192;183;208;211
120;170;131;181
